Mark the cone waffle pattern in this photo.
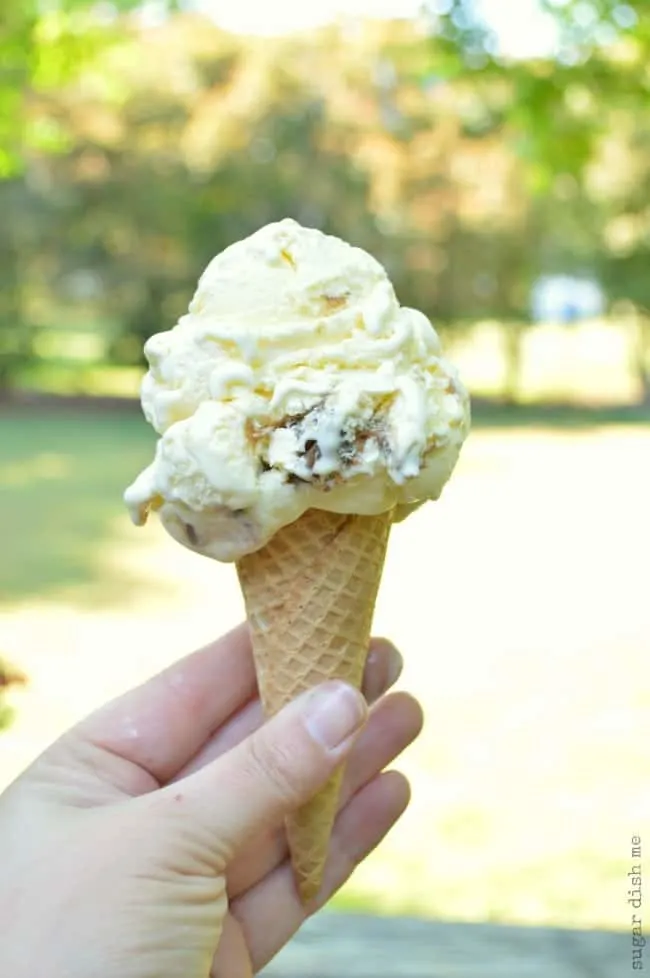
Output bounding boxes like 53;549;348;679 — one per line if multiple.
237;508;392;902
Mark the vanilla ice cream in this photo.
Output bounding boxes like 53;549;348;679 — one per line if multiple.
124;219;470;561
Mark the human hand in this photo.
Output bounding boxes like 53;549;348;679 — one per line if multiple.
0;624;423;978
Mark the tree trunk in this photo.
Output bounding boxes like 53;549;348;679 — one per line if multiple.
502;322;525;404
632;312;650;405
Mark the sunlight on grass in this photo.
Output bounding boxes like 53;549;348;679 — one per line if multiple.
0;452;71;486
447;318;641;405
16;363;142;398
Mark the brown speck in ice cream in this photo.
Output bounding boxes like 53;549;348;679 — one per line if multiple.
322;292;349;314
280;248;296;269
245;418;268;445
184;522;198;545
139;493;164;524
303;438;320;470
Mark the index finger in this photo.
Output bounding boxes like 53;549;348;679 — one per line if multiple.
72;623;255;784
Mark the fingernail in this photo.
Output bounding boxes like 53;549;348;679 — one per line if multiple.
383;643;403;689
304;681;368;752
365;643;403;702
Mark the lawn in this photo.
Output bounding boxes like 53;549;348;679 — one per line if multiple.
1;404;649;929
0;405;154;605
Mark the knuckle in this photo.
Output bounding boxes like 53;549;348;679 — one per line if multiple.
245;730;304;806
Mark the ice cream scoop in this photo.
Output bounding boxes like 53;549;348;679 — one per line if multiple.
124;218;469;562
124;218;470;901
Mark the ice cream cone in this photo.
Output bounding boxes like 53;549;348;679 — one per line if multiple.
236;507;392;902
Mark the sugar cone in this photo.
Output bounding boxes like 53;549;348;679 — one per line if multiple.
236;507;392;902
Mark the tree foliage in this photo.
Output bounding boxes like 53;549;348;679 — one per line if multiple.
1;2;650;397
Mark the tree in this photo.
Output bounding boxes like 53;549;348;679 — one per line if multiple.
420;0;650;397
3;1;650;401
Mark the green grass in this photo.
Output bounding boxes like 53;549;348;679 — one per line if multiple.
0;406;154;605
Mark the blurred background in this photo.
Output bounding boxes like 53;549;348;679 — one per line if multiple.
1;0;648;967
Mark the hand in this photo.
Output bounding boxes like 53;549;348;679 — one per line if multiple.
0;624;423;977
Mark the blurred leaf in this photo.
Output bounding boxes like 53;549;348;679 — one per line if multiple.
0;1;179;170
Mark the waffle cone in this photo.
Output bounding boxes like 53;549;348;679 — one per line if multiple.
236;507;391;902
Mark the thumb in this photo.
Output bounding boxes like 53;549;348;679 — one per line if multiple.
154;680;368;862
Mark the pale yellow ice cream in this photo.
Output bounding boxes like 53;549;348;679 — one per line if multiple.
124;219;470;561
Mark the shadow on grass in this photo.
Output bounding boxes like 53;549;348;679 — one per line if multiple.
0;404;154;607
12;391;649;429
270;911;627;978
471;397;650;429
